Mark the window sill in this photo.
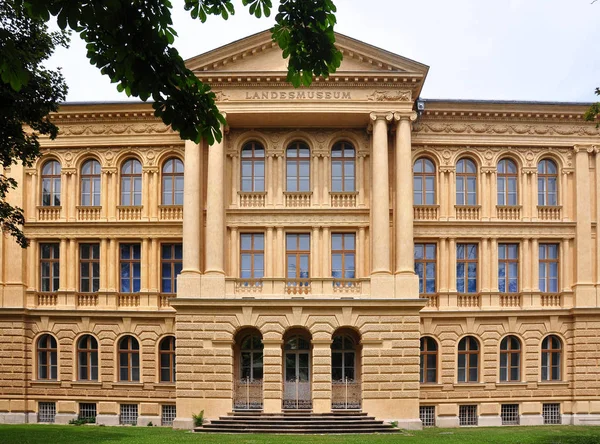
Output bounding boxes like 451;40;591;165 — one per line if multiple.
496;381;528;387
454;382;484;387
153;382;176;389
538;381;568;386
31;380;61;386
112;382;143;387
71;381;102;386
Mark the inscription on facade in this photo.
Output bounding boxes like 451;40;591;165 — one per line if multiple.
245;91;352;100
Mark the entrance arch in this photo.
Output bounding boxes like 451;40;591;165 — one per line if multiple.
233;328;263;410
331;328;362;409
282;328;312;409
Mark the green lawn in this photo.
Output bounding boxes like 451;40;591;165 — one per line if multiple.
1;425;600;444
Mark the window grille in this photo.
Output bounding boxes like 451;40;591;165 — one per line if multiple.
543;403;561;425
79;403;97;422
38;402;56;423
420;406;435;427
501;404;519;425
120;404;138;425
459;405;478;426
161;405;176;426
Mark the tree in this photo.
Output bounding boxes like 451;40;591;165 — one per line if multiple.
0;0;69;247
584;89;600;124
0;0;341;247
18;0;343;144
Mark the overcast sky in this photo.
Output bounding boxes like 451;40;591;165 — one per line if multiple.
46;0;600;103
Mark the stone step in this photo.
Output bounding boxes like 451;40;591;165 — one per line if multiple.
220;416;377;421
194;427;399;434
210;419;385;426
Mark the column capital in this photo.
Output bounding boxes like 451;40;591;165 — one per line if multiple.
369;111;394;122
393;111;418;122
574;144;598;153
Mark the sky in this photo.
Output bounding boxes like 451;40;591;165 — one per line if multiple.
46;0;600;103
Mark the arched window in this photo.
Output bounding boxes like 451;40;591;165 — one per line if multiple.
162;158;184;205
538;159;558;206
118;336;140;382
37;334;57;380
240;333;263;380
457;336;479;383
500;335;521;382
159;336;176;383
80;159;101;206
241;142;265;192
541;335;562;381
497;159;518;206
420;337;438;383
120;159;142;206
41;160;61;206
286;141;310;192
413;158;435;205
456;158;477;205
77;335;98;381
331;334;356;381
331;141;355;192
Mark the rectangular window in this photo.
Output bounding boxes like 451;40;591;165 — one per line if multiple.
459;405;478;426
501;404;520;425
119;404;138;425
415;243;436;294
457;243;478;293
419;406;435;427
331;233;356;282
286;233;310;288
542;403;561;425
120;243;141;293
161;243;182;293
498;243;519;293
161;405;177;427
40;243;60;292
539;244;559;293
38;402;56;423
79;243;100;293
79;403;97;422
240;234;264;283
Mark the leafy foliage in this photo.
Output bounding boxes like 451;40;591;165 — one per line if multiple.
19;0;342;144
584;87;600;125
0;0;68;247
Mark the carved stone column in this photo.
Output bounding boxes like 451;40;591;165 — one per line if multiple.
26;170;37;222
369;112;392;276
392;112;419;298
574;146;595;306
178;139;202;298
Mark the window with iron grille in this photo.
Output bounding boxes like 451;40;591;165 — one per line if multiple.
161;405;176;426
38;402;56;423
120;404;138;425
459;405;478;426
78;403;97;422
543;403;561;425
420;406;435;427
501;404;519;425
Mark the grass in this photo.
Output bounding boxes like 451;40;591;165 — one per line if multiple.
2;425;600;444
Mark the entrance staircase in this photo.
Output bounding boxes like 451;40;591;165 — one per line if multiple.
194;411;399;434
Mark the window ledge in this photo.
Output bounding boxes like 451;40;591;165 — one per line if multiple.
283;191;313;195
30;380;61;386
71;381;102;386
153;382;176;389
496;381;528;387
538;381;568;386
454;205;481;209
453;382;484;387
237;191;267;196
113;382;143;387
329;191;358;196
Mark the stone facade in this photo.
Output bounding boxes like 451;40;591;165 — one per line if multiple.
1;31;600;428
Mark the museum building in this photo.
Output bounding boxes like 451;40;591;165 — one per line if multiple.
1;30;600;429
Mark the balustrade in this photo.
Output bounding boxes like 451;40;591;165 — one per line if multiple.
332;279;361;294
77;293;98;307
37;206;61;221
457;294;480;308
117;206;143;221
159;205;183;220
500;294;521;308
284;192;312;208
541;293;562;307
496;206;521;221
37;293;58;306
238;192;266;208
330;192;357;208
77;206;102;221
537;206;562;221
455;205;481;220
118;294;140;307
414;205;439;221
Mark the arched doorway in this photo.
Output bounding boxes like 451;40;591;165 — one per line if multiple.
283;329;312;409
331;328;362;409
233;328;263;410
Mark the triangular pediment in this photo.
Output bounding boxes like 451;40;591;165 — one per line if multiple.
185;30;429;76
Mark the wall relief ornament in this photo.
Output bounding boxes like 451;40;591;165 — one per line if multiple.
366;90;412;102
413;121;600;137
58;123;173;137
